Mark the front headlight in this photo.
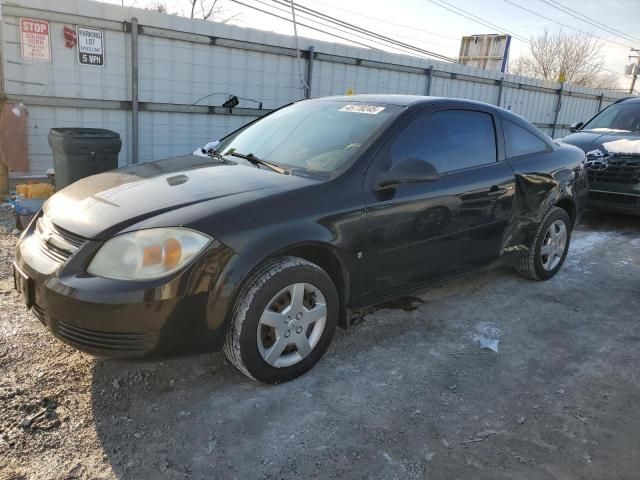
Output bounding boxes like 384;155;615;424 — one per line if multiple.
87;227;211;281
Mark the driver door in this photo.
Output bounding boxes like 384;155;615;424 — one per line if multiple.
360;107;515;301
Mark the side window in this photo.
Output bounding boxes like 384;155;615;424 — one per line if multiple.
503;119;548;158
390;110;497;173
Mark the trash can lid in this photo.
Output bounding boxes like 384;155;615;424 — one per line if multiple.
49;128;120;140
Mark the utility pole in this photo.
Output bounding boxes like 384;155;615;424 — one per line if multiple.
629;49;640;95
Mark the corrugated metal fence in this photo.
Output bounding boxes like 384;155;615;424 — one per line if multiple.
1;0;628;177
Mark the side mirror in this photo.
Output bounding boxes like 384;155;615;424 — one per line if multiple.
569;122;583;133
374;157;439;190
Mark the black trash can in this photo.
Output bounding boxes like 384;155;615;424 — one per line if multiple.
48;128;122;190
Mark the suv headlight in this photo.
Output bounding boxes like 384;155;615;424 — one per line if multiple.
87;228;211;281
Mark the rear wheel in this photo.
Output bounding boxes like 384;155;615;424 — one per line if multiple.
516;206;571;281
223;257;338;383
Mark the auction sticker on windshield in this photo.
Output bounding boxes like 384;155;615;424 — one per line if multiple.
339;104;386;114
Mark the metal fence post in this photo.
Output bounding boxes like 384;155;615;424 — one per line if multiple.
424;66;433;96
496;77;505;107
597;93;604;113
551;83;563;139
305;45;314;99
131;17;139;165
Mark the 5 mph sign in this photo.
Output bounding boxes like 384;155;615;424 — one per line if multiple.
77;26;104;67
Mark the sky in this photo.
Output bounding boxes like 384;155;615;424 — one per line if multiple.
98;0;640;90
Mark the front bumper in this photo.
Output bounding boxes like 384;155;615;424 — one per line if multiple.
588;189;640;216
13;216;244;357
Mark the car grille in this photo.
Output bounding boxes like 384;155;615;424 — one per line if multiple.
54;321;156;353
589;191;639;206
587;155;640;184
35;215;86;263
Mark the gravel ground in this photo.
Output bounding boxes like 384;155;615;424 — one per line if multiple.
0;211;639;480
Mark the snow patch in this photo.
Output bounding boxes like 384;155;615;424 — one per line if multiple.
589;128;630;133
565;231;620;274
193;140;220;157
603;139;640;155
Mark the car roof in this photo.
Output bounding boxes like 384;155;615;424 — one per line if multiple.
309;94;496;109
614;96;640;104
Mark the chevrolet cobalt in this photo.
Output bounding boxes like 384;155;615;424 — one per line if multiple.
14;95;587;383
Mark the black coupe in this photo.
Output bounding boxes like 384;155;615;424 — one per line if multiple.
14;95;587;383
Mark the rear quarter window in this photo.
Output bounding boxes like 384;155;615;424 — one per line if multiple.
503;119;548;158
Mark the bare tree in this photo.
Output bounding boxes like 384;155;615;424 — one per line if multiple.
511;30;620;90
145;1;167;13
187;0;218;20
142;0;239;23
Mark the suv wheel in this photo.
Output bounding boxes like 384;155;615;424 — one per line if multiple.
223;256;338;383
516;206;572;281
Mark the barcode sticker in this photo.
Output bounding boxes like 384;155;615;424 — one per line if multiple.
339;104;386;114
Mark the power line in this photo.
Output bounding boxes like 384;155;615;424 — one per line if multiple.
426;0;531;44
297;0;461;41
369;28;458;52
229;0;434;57
247;0;443;59
270;0;456;60
269;0;455;53
542;0;640;45
503;0;633;50
267;0;457;62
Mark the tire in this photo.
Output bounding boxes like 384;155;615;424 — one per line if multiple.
223;256;339;384
515;206;572;281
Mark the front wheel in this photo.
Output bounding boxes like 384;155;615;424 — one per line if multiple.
515;206;572;281
223;257;339;383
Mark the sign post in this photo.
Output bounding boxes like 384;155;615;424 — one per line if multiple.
20;18;51;62
76;26;104;67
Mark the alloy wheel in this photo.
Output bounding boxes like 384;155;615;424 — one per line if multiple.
540;219;567;271
257;282;327;368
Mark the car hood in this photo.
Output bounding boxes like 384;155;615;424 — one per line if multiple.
561;129;640;154
44;155;316;239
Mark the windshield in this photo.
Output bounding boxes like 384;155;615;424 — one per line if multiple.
215;100;402;176
582;103;640;132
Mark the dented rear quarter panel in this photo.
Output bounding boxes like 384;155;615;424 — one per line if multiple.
503;143;587;254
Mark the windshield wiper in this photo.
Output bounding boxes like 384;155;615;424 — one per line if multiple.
228;152;289;174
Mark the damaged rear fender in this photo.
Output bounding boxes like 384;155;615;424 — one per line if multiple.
502;167;583;255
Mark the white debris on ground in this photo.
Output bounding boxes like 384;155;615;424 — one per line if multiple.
471;322;502;353
602;138;640;155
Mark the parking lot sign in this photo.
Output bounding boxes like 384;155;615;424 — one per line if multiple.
77;26;104;67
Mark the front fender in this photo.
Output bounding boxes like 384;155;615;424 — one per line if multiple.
207;207;366;330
